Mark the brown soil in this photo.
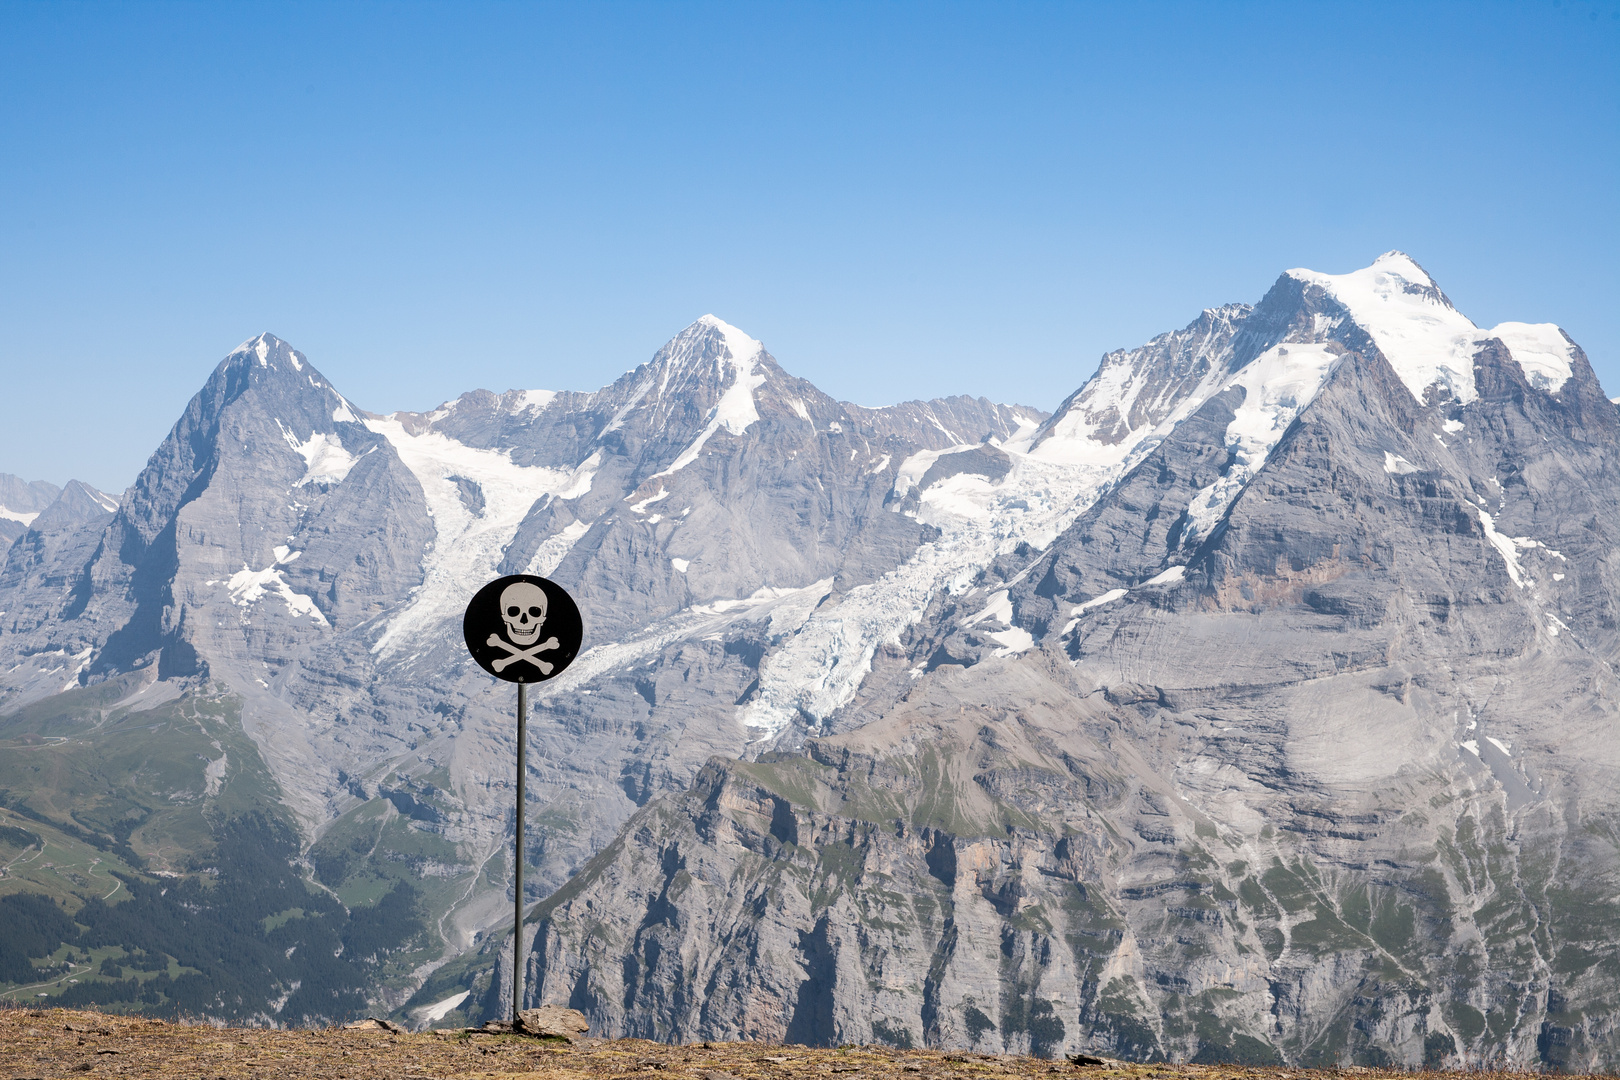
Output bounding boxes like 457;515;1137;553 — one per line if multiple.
0;1009;1603;1080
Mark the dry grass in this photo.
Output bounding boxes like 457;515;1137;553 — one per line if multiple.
0;1009;1607;1080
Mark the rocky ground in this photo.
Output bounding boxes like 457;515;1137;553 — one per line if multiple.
0;1010;1599;1080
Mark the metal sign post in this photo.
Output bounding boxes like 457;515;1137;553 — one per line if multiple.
513;679;525;1027
462;574;583;1029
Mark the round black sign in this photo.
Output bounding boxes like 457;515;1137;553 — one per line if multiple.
462;575;583;684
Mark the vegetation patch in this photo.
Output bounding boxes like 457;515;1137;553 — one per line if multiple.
1;815;427;1023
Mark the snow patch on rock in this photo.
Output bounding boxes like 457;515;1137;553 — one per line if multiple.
277;420;360;486
1485;322;1576;393
1384;452;1420;475
964;590;1013;627
988;627;1035;656
527;520;592;578
204;743;229;796
1183;343;1340;541
1061;588;1129;635
1078;589;1129;612
228;547;329;626
1477;509;1529;588
413;990;470;1025
515;389;558;414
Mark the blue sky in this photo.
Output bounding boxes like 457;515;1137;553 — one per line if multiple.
2;1;1616;492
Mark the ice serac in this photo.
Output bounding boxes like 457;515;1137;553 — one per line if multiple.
516;257;1620;1071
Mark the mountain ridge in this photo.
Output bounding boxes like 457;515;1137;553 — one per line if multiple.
2;259;1616;1070
502;259;1620;1069
0;311;1054;1021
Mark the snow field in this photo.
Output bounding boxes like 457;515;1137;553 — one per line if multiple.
1486;322;1576;392
364;415;594;657
1289;252;1481;406
1290;252;1578;403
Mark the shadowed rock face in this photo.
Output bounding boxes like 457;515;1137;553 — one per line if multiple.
514;264;1620;1070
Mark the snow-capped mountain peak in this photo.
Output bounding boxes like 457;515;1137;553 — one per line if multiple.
1298;250;1456;305
646;315;763;382
1287;252;1586;404
228;331;306;373
690;315;767;437
1021;302;1253;468
575;315;779;481
694;313;763;369
1287;251;1481;405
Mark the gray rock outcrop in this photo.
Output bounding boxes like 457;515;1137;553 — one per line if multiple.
514;257;1620;1070
0;474;58;548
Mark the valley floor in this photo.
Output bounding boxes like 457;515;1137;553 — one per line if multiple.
0;1010;1600;1080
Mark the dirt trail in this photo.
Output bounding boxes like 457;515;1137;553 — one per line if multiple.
0;1009;1588;1080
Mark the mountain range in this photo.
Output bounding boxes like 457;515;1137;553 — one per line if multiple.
1;253;1615;1070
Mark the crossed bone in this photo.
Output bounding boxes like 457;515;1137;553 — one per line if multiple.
487;633;561;674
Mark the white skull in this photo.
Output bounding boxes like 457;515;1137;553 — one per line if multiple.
499;582;548;645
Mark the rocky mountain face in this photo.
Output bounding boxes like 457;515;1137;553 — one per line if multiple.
0;474;116;548
0;318;1042;1017
3;256;1616;1069
511;256;1620;1071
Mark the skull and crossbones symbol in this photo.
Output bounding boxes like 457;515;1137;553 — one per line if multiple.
488;581;561;674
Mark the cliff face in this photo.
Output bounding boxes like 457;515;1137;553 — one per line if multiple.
516;259;1620;1070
